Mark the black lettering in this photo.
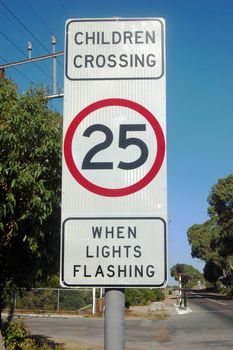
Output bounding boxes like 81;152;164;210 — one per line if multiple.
82;124;113;169
107;54;117;68
95;265;104;277
74;32;83;45
135;54;145;67
124;31;133;44
146;265;155;277
84;265;92;277
118;265;127;277
101;32;110;44
105;226;114;238
74;30;156;46
123;245;131;258
130;54;133;67
86;246;94;258
73;55;82;68
102;245;110;258
147;54;156;67
118;123;149;170
146;30;156;44
113;245;121;257
135;265;143;277
96;54;105;68
85;55;94;68
92;226;102;238
134;245;142;258
112;31;121;44
117;226;125;238
128;226;136;238
119;54;128;67
135;31;144;44
96;32;100;44
107;265;115;277
73;265;81;277
86;32;95;44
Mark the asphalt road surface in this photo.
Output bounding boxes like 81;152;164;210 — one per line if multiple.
167;289;233;350
20;290;233;349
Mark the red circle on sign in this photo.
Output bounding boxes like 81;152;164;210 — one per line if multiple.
64;98;165;197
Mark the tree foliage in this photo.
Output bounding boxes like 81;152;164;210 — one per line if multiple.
0;77;62;317
170;263;204;288
187;174;233;287
125;288;164;308
208;175;233;262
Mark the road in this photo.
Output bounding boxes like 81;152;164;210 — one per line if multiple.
20;290;233;349
166;290;233;349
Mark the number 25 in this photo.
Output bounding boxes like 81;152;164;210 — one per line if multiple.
82;124;149;170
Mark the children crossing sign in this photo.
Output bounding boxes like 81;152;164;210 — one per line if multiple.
61;18;167;288
65;18;164;80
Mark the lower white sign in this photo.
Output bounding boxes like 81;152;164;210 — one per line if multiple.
61;217;167;287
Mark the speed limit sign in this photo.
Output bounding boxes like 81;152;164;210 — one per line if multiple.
64;98;165;197
61;18;167;288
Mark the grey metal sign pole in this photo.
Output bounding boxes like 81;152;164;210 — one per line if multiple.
104;288;125;350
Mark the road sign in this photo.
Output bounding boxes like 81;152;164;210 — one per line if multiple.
61;18;167;288
64;98;165;197
62;217;166;287
65;18;164;80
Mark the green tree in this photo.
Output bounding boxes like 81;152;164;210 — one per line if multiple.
0;77;62;323
187;219;220;262
125;288;164;308
187;174;233;287
208;175;233;277
170;263;204;288
203;261;222;285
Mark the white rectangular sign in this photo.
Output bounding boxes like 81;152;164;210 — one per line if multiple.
61;18;167;288
62;217;166;287
65;19;164;80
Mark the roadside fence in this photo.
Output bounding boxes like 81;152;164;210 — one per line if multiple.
4;288;103;314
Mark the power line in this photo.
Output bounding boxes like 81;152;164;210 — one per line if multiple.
22;0;64;55
0;52;64;69
0;3;55;79
0;0;50;54
0;52;64;96
0;0;64;70
0;2;64;98
23;0;53;34
0;3;63;74
0;55;33;84
0;10;49;78
56;0;70;17
0;31;28;58
0;31;56;83
0;8;38;54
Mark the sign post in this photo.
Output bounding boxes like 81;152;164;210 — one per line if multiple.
61;17;166;349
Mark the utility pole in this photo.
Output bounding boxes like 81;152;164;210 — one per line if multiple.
104;289;125;350
28;41;32;59
0;41;64;100
51;35;57;95
0;51;63;69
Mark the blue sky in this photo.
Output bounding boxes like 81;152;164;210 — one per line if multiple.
1;0;233;284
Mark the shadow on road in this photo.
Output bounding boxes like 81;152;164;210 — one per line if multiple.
187;288;233;301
